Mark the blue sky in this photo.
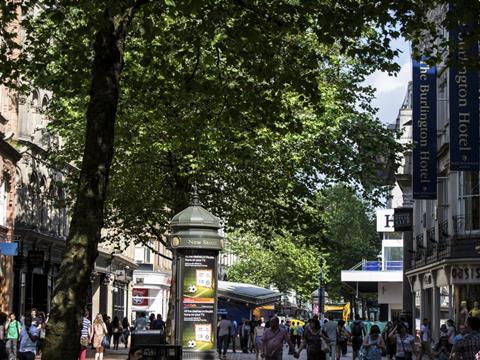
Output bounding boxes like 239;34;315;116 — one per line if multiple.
363;38;411;125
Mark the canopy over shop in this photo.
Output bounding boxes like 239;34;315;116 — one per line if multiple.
217;281;281;323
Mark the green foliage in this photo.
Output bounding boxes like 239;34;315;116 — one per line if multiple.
311;185;379;297
36;5;404;249
225;230;323;301
225;184;378;300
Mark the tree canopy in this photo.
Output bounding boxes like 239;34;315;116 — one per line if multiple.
1;1;473;359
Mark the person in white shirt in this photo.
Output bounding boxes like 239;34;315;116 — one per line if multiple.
134;312;148;331
322;315;337;360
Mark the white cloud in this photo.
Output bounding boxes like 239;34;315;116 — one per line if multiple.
365;59;412;95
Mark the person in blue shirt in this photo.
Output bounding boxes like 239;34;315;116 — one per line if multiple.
18;315;39;360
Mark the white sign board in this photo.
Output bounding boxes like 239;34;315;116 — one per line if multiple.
376;209;395;232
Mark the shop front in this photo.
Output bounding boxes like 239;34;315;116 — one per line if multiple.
132;269;171;321
407;259;480;339
88;248;135;320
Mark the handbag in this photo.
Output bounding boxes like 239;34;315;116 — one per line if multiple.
101;336;110;348
321;337;330;353
400;336;413;360
80;337;89;347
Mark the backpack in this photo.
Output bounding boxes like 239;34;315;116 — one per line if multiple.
352;321;362;337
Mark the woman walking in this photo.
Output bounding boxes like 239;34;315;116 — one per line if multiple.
111;316;122;350
122;317;130;349
296;318;329;360
37;312;47;356
362;325;385;360
91;313;108;360
336;320;348;360
253;317;265;360
389;324;415;360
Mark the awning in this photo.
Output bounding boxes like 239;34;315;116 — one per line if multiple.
217;281;281;306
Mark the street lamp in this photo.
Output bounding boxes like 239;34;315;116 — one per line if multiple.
318;261;325;316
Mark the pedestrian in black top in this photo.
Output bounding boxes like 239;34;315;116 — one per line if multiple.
111;316;122;350
351;314;365;360
122;317;130;349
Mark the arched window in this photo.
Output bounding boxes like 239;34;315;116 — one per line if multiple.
39;177;47;229
28;172;38;224
41;95;48;109
0;175;9;227
31;90;39;108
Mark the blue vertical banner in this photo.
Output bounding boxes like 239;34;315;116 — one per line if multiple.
412;59;437;199
449;28;480;171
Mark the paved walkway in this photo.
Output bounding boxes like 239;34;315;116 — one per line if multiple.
85;346;355;359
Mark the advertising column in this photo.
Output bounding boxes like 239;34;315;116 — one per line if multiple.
181;251;217;351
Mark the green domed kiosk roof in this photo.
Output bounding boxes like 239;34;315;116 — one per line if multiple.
170;191;221;229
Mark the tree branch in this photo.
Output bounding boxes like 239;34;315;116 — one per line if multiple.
185;48;201;89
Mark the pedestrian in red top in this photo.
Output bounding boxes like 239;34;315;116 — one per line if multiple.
261;317;295;360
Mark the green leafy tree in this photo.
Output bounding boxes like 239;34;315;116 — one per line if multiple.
0;1;462;359
225;230;323;302
312;185;379;298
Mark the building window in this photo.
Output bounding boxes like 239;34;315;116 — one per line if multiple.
459;172;480;231
382;232;403;240
384;246;403;270
0;179;7;226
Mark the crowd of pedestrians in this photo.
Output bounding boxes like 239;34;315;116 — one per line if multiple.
218;313;353;360
79;311;165;360
217;312;480;360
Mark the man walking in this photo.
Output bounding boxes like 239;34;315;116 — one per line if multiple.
240;318;251;353
18;315;39;360
297;323;304;349
153;314;165;331
451;316;480;359
134;312;148;331
262;317;295;360
217;315;232;359
420;318;432;360
5;313;21;360
323;315;337;360
231;318;238;353
290;322;298;349
350;314;365;360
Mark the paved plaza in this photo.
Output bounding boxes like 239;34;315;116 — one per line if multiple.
85;346;355;359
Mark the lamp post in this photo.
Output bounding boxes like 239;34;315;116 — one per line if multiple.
318;262;325;316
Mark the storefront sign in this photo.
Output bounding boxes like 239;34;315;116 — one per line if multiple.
376;209;395;232
423;273;434;288
412;59;437;198
0;242;18;256
451;266;480;284
170;236;223;251
132;288;149;306
394;208;413;231
181;253;216;351
28;250;44;267
449;27;479;171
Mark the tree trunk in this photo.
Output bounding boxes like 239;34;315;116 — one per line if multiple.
42;7;129;360
166;176;190;343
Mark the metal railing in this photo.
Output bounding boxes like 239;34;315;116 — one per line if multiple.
361;261;403;271
411;216;480;267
